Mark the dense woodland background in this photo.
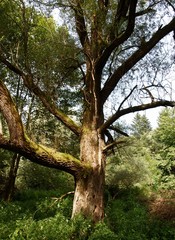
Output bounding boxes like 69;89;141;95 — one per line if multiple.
1;0;175;238
1;110;175;239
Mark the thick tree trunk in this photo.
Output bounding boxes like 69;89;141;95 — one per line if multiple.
72;127;106;222
72;167;105;222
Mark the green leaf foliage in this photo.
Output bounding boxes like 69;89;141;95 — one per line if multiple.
152;108;175;189
154;108;175;147
130;113;152;138
106;136;158;191
1;189;175;240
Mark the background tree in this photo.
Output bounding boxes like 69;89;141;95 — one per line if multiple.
154;108;175;147
130;113;152;138
153;108;175;189
0;0;175;222
106;138;157;191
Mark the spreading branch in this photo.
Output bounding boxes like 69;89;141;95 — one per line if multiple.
95;0;137;75
0;134;90;178
73;1;89;48
118;85;137;111
109;126;129;137
0;80;90;177
141;87;155;102
101;17;175;104
0;79;25;144
0;55;81;136
103;137;128;153
0;53;24;77
100;100;175;133
135;1;160;17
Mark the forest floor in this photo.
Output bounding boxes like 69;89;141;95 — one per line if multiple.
149;190;175;222
1;188;175;239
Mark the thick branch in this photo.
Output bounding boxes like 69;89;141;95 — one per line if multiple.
0;134;91;178
103;137;128;153
135;8;155;17
0;79;88;177
95;0;137;74
118;85;137;111
109;126;129;137
0;53;24;76
0;79;25;144
0;57;81;136
101;17;175;104
73;1;89;48
135;1;160;17
100;100;175;133
115;0;131;22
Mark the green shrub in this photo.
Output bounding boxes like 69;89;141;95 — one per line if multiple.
106;190;175;240
10;214;72;240
107;199;148;240
0;189;74;239
33;196;73;220
17;161;74;192
147;219;175;240
70;214;92;240
1;189;175;240
88;222;118;240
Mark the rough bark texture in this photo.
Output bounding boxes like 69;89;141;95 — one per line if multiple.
72;169;105;222
72;128;106;222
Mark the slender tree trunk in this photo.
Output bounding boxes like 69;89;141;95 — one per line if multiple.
3;153;20;201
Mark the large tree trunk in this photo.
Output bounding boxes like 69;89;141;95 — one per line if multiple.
72;127;106;222
72;168;105;222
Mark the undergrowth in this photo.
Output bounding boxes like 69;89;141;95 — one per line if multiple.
0;189;175;240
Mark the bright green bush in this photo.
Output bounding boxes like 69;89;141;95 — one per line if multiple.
106;190;175;240
10;214;72;240
106;136;158;192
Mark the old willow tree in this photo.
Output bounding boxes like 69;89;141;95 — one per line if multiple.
0;0;175;222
